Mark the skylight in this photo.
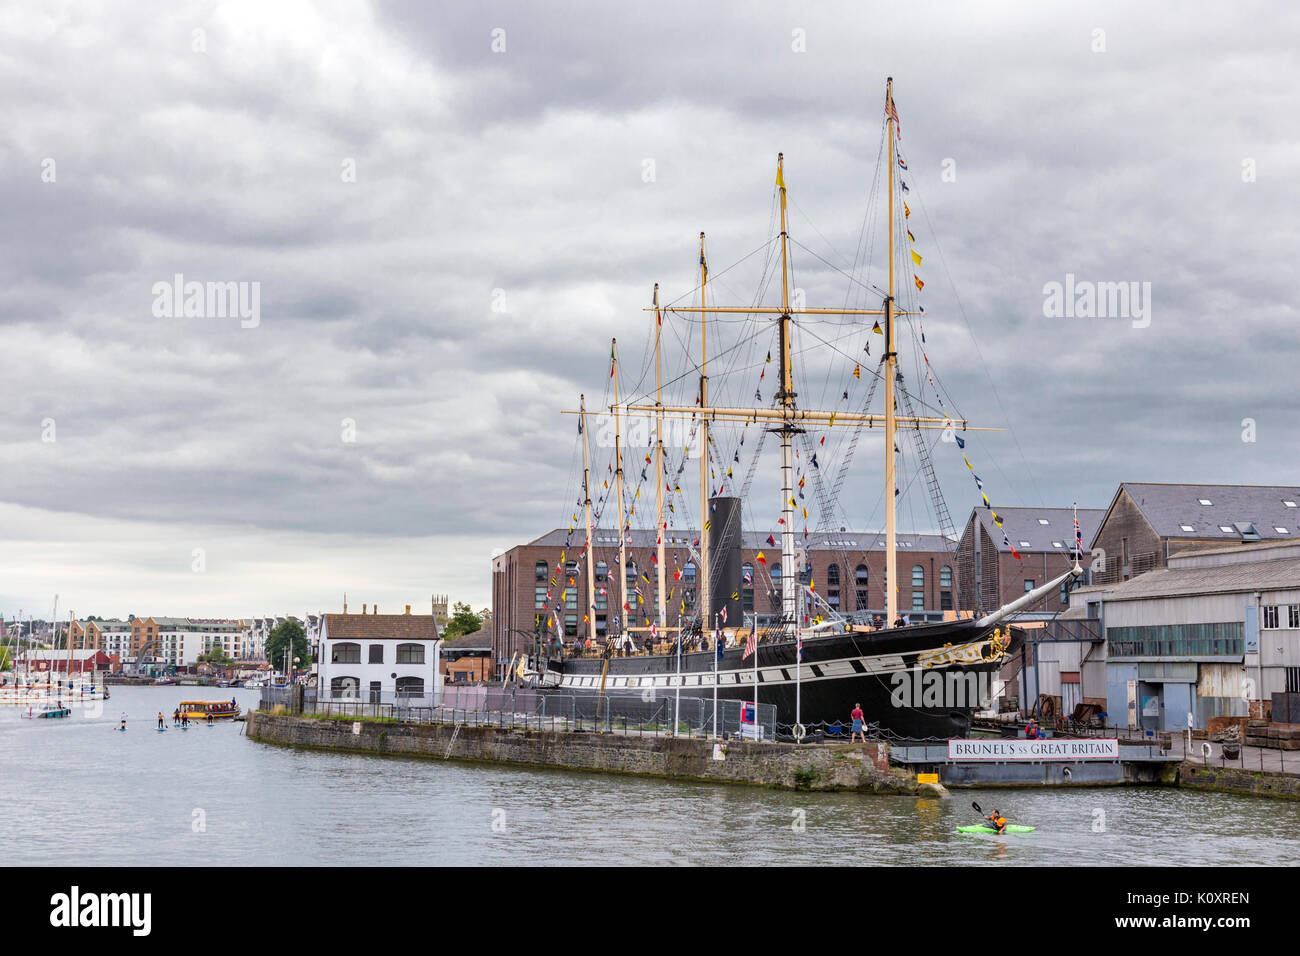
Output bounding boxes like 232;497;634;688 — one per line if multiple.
1019;540;1031;548
1276;527;1289;534
1180;524;1195;532
1286;501;1297;508
1037;518;1049;525
1052;541;1063;548
1199;499;1213;506
1218;525;1234;533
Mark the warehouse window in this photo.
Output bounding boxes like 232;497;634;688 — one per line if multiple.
396;676;425;697
1262;605;1280;629
331;642;360;664
396;643;424;664
535;561;547;581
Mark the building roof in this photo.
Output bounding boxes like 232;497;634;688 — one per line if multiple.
1096;482;1300;546
524;528;956;554
443;628;491;650
1100;553;1300;601
322;613;440;642
21;649;110;661
969;507;1105;555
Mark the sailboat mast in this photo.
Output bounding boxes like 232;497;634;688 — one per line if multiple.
654;285;667;640
698;233;711;634
776;154;798;631
612;339;628;638
580;395;597;647
884;78;899;626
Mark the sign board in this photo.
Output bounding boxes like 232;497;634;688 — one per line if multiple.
947;738;1120;761
740;702;756;724
916;772;939;784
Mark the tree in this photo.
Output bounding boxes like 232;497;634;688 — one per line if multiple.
441;602;482;641
266;619;309;673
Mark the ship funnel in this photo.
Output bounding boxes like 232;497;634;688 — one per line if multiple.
708;496;743;628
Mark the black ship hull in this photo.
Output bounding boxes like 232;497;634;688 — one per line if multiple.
543;618;1002;739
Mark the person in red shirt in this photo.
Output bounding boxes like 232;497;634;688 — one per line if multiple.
850;703;865;743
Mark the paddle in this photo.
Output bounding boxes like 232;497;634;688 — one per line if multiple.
972;800;1009;832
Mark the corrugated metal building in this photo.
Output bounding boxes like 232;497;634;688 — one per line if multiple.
1094;540;1300;731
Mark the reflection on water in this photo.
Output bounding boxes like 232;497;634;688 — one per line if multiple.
3;687;1298;866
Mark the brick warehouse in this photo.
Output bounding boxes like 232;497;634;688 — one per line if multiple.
956;506;1106;617
491;528;959;672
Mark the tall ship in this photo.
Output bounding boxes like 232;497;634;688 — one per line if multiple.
520;80;1079;739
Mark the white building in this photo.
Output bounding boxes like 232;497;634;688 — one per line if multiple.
151;618;249;668
316;608;442;706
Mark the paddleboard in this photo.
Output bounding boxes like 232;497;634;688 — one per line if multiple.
957;824;1035;834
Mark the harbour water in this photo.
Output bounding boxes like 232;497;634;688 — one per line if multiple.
4;687;1298;866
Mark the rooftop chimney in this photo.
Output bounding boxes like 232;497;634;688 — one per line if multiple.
362;603;367;614
405;605;411;615
374;605;378;615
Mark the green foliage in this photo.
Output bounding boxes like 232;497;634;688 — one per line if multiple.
266;619;309;672
0;645;11;671
198;649;234;666
442;602;483;640
791;764;820;788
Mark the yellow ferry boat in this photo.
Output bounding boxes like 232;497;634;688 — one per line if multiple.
177;700;240;720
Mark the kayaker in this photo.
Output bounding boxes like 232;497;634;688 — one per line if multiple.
850;702;866;743
986;809;1008;834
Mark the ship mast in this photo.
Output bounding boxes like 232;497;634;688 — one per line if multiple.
884;77;899;625
580;394;597;647
698;233;711;633
612;339;628;638
776;155;799;630
654;285;667;640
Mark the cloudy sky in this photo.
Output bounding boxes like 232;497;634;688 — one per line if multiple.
2;0;1297;622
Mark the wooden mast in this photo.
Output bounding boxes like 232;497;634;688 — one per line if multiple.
580;394;597;647
698;233;711;635
612;338;628;639
776;154;799;632
884;77;899;626
654;285;667;641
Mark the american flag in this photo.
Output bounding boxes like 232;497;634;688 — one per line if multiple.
742;629;757;660
886;94;900;134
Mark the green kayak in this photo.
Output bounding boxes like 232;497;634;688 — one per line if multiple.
957;824;1036;834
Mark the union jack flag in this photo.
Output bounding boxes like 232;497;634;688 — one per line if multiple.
1074;512;1083;560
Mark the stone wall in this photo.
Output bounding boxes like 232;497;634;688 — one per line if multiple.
1177;762;1300;800
245;712;929;794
